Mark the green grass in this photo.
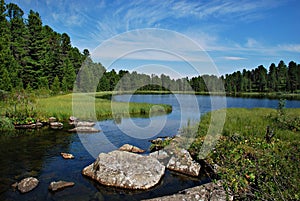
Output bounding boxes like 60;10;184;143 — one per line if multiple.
35;93;172;121
189;108;300;200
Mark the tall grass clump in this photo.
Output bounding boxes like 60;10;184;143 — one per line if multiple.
189;107;300;200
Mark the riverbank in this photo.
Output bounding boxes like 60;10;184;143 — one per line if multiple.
189;107;300;200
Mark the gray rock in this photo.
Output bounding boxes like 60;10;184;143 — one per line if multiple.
149;150;170;166
150;150;169;160
17;177;39;193
74;121;96;127
50;122;63;129
119;144;145;153
166;149;201;177
142;180;233;201
48;180;75;191
49;117;57;123
36;122;43;128
82;150;165;190
68;127;100;133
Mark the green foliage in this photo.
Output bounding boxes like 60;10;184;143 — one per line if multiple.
0;116;14;131
51;76;60;95
4;90;38;125
189;108;300;200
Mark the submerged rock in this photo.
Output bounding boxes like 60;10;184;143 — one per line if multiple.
119;144;145;153
16;177;39;193
82;150;165;190
48;181;75;192
61;152;75;159
68;127;100;133
166;149;201;177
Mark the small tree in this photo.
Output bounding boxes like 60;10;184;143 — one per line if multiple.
51;76;60;95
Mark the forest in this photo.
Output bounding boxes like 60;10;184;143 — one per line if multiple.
1;0;300;95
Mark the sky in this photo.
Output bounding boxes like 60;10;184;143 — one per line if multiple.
7;0;300;78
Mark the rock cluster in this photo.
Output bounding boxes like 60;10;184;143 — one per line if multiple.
68;116;100;133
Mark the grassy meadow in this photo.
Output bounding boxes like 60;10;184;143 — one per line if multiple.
37;93;172;121
189;107;300;200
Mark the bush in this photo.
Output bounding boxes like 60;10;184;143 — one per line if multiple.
0;117;14;131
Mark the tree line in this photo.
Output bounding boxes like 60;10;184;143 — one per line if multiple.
1;0;299;95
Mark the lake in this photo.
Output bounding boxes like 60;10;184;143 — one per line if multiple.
1;94;300;200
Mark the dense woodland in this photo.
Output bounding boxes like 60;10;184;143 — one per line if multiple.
1;0;300;95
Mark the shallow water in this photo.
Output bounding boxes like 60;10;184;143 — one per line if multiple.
1;94;300;200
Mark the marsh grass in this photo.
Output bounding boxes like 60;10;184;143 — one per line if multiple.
189;108;300;200
36;93;172;121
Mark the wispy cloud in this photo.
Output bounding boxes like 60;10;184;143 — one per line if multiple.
91;0;284;43
278;44;300;53
223;56;247;61
92;29;212;63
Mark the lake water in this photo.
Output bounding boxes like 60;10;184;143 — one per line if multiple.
1;94;300;200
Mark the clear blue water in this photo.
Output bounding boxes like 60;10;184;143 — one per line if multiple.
1;94;299;200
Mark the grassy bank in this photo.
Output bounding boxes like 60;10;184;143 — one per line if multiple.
189;107;300;200
37;93;172;121
0;92;172;127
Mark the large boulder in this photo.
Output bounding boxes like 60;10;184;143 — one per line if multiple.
149;147;201;177
16;177;39;193
82;150;165;190
166;149;201;177
167;149;201;176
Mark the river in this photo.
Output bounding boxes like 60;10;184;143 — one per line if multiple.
1;94;300;200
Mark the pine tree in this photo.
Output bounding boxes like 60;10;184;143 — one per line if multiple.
51;76;60;95
25;10;45;88
62;58;76;90
0;68;12;91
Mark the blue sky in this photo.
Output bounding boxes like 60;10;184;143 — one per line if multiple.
7;0;300;78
